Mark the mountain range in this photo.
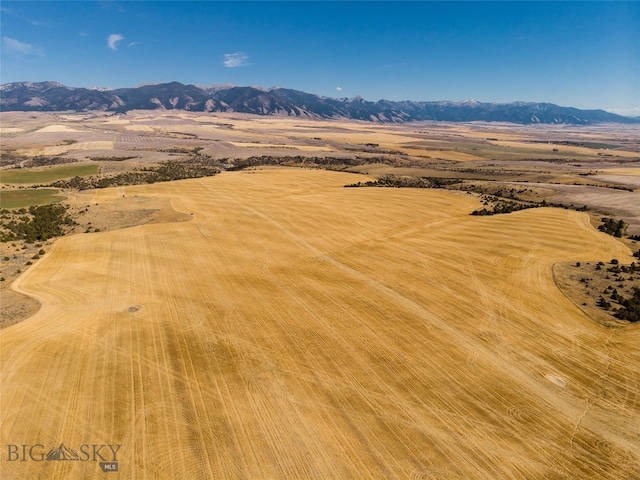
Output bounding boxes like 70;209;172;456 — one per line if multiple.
1;81;637;125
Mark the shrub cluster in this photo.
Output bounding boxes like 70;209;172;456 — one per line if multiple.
599;217;627;238
49;159;220;190
471;201;540;216
614;288;640;322
0;153;79;168
31;156;80;167
601;286;640;322
0;205;75;243
345;174;462;189
0;151;27;167
595;261;640;322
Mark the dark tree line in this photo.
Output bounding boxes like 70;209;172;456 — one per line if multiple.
225;155;388;171
345;175;462;188
345;174;462;189
1;152;79;168
49;159;220;190
89;156;139;161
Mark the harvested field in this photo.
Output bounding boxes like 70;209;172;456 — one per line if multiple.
115;134;158;145
1;168;639;479
35;125;85;134
124;125;156;132
114;134;198;151
228;142;336;152
43;141;114;156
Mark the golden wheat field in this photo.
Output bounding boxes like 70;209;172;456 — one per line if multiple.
1;167;639;479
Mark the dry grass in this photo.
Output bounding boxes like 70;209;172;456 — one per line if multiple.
35;125;85;134
1;168;639;479
124;125;155;132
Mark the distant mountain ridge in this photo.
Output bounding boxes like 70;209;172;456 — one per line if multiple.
1;81;636;125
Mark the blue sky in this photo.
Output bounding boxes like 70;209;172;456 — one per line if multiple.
1;1;639;114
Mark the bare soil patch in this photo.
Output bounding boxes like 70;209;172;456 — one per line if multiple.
0;287;40;329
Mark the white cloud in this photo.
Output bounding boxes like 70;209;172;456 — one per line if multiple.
127;41;141;48
224;52;250;68
2;36;44;57
336;86;343;92
0;7;45;27
107;34;124;51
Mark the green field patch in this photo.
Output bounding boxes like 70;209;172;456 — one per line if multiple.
0;164;99;184
0;189;66;209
